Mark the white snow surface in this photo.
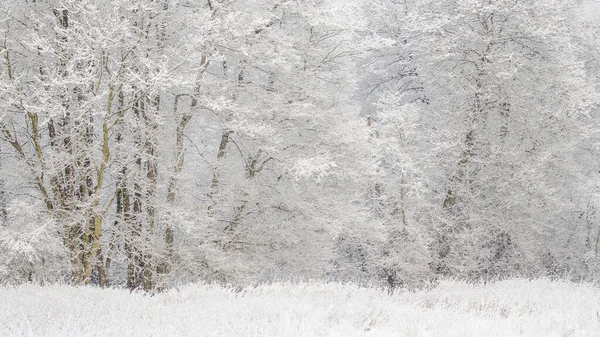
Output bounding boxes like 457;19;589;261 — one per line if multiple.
1;279;599;337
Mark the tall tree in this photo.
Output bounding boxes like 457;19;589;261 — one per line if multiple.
398;0;598;278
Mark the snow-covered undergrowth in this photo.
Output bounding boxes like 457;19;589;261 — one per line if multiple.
1;279;599;337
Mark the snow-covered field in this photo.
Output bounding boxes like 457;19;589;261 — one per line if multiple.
1;279;599;337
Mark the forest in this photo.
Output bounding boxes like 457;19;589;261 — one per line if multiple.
1;0;600;291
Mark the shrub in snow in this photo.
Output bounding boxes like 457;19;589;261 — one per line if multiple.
0;199;67;284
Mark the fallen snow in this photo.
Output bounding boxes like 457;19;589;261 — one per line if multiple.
1;279;599;337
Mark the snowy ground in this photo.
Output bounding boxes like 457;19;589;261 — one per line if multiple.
1;279;599;337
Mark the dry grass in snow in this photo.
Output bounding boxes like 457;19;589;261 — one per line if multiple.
1;279;599;336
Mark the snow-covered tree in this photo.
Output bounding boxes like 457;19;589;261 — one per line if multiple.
388;0;599;278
